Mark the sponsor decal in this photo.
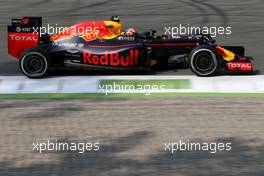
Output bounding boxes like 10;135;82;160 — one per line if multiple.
22;17;30;25
9;34;38;41
117;36;135;41
226;62;252;71
83;49;139;66
15;27;32;33
65;53;81;58
20;27;32;32
8;32;39;58
53;42;84;48
15;27;21;32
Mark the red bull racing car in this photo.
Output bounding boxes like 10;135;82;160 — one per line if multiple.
8;16;254;78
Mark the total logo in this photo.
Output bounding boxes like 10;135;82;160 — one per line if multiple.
83;50;139;66
227;62;252;71
9;34;38;41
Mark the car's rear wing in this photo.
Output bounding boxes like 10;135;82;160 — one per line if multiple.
8;17;42;59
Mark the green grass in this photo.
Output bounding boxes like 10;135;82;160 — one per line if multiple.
0;93;264;99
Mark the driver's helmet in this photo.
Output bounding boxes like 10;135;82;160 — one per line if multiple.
126;27;137;35
111;16;120;23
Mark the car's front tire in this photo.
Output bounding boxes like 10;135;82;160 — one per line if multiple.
20;48;50;78
188;45;221;76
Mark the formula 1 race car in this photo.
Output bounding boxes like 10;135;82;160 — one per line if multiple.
8;16;254;78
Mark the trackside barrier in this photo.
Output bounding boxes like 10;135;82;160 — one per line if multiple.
0;76;264;94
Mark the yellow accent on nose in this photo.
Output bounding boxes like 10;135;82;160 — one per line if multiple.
217;46;235;61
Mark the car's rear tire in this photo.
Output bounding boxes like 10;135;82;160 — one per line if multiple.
188;45;221;76
19;48;50;78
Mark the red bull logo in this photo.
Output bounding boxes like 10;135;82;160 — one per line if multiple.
83;49;139;67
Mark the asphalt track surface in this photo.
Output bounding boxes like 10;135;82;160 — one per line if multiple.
0;97;264;175
0;0;264;76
